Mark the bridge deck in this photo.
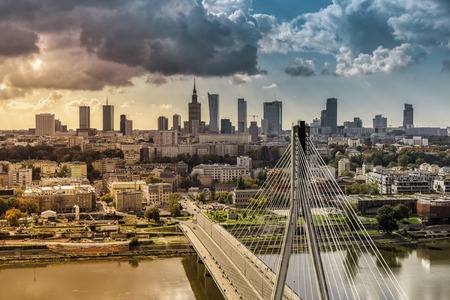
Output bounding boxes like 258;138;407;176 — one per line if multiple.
182;213;301;300
181;222;262;300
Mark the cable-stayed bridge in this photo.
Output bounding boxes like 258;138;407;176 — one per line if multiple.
181;121;409;300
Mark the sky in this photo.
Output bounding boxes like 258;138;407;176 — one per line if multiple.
0;0;449;130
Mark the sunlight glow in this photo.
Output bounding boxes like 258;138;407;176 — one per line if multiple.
32;59;42;71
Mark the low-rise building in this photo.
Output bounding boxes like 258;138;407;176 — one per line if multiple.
142;183;172;207
108;181;146;197
23;185;95;213
116;190;144;213
348;195;417;215
232;189;259;208
366;170;435;195
417;196;450;224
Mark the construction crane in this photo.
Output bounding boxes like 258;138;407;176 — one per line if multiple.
248;115;259;121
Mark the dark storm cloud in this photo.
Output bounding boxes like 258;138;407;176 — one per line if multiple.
79;2;263;76
284;58;315;77
343;7;398;54
0;23;39;57
0;0;264;94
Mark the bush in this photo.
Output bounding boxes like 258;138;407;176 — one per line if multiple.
129;237;139;246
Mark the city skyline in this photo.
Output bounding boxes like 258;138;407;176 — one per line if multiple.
0;0;449;130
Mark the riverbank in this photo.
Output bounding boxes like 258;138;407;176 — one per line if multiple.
0;242;196;266
1;224;449;266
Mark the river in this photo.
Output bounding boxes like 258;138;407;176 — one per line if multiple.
0;241;449;300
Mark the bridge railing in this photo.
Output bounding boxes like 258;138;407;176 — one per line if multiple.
196;211;298;300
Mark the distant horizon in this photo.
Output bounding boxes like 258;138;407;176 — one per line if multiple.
0;1;449;130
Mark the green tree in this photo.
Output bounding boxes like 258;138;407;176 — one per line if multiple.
248;196;268;208
5;208;22;226
376;205;398;233
100;193;114;204
18;198;39;214
32;167;41;180
145;176;163;184
393;204;410;221
344;202;360;231
145;207;160;222
216;191;232;204
168;193;182;217
57;166;69;177
236;177;246;190
195;192;206;202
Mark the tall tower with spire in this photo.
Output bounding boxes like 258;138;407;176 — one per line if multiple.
187;79;204;135
103;97;114;131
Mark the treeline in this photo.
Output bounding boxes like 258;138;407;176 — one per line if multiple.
325;145;450;170
367;149;450;168
0;145;124;163
0;145;124;182
0;197;38;216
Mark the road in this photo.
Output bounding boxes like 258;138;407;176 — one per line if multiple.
181;221;263;300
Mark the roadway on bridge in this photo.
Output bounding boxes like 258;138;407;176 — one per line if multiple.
181;221;263;300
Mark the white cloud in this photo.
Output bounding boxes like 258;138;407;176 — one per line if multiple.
34;91;63;111
257;5;341;54
336;44;413;76
5;100;34;111
64;98;102;112
120;101;130;108
263;83;279;89
159;104;173;109
285;58;316;77
230;73;263;85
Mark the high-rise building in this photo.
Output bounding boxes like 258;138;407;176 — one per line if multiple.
54;119;62;132
187;80;205;135
373;114;387;133
125;119;133;136
79;105;90;129
324;98;338;134
249;121;258;143
35;113;55;136
208;93;219;133
120;114;127;135
237;98;247;133
102;98;114;131
261;119;269;135
157;116;169;131
220;119;232;134
403;103;414;129
172;114;181;132
344;117;363;128
263;100;282;134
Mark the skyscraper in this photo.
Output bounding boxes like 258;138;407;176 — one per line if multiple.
373;114;387;133
172;114;181;131
102;98;114;131
35;113;55;136
403;103;414;129
326;98;337;134
249;121;258;143
125;119;133;136
120;114;127;135
187;79;204;135
220;119;232;134
208;93;219;133
157;116;169;130
79;105;90;129
237;98;247;133
263;100;282;134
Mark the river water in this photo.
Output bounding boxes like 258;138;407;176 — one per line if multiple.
0;241;449;300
